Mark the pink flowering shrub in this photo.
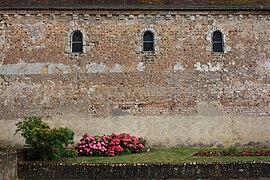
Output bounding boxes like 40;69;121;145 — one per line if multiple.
75;133;150;157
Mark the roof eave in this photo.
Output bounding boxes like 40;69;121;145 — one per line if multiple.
0;5;270;11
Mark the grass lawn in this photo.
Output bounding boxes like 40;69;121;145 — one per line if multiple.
64;147;270;164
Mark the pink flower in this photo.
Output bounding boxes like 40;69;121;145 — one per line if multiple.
110;141;115;146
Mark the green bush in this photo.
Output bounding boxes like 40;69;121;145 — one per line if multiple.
15;116;75;160
64;148;78;158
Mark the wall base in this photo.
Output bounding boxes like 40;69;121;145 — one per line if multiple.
1;115;270;148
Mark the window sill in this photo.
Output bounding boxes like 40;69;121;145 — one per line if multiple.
67;52;84;58
142;51;155;55
212;52;224;54
71;52;83;54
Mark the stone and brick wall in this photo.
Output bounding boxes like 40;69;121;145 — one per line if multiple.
0;9;269;147
18;161;270;179
0;149;18;179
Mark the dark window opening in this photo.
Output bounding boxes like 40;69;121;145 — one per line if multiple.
143;31;154;52
213;31;223;52
72;30;83;53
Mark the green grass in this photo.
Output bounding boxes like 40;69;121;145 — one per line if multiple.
63;148;270;164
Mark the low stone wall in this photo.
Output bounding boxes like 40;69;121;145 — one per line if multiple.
0;149;18;180
18;161;270;179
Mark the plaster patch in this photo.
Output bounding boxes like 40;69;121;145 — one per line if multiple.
23;22;44;40
0;63;69;75
87;88;95;95
196;101;224;116
86;63;105;73
0;63;45;75
136;62;145;72
35;44;46;49
174;63;185;71
110;108;130;116
110;64;122;73
79;87;95;95
261;61;270;70
0;34;5;46
48;64;69;74
194;62;221;72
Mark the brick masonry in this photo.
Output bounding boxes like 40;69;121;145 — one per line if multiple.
0;9;269;147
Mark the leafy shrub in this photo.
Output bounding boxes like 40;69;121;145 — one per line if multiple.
75;133;150;157
15;116;75;160
64;148;78;158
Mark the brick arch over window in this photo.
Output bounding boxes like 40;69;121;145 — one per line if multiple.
206;27;230;53
212;30;223;52
138;27;159;54
71;30;83;53
66;28;89;54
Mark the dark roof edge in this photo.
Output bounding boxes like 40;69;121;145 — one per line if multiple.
0;5;270;11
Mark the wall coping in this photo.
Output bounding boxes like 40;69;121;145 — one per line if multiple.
18;160;270;165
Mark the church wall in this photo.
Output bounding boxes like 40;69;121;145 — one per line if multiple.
0;10;269;147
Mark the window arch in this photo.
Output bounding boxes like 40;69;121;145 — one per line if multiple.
212;31;223;52
71;30;83;53
143;31;154;52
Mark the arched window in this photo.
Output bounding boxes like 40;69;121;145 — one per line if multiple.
143;31;154;52
212;31;223;52
71;30;83;53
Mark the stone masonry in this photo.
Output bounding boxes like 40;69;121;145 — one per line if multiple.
0;6;269;147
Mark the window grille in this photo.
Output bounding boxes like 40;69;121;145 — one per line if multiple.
72;30;83;53
143;31;154;52
213;31;223;52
